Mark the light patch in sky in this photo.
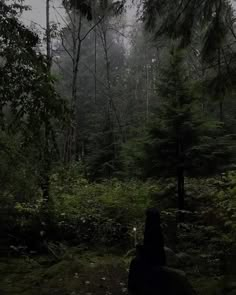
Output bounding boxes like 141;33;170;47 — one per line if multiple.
22;0;64;31
21;0;137;30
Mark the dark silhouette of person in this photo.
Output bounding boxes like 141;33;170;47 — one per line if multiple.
128;208;196;295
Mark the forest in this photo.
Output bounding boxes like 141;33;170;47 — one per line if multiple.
0;0;236;294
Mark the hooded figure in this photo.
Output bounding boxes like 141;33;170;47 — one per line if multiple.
128;208;196;295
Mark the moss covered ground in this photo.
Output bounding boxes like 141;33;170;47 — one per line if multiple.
0;250;128;295
0;248;235;295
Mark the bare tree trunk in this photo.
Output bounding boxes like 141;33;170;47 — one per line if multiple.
94;27;97;103
100;25;116;177
46;0;51;69
39;0;54;250
218;48;224;122
63;10;82;163
42;0;51;202
72;14;82;161
62;9;105;163
146;63;149;121
144;46;150;122
177;140;185;212
219;101;224;122
177;166;185;211
103;31;112;118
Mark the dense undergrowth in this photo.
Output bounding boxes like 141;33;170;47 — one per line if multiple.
0;167;236;294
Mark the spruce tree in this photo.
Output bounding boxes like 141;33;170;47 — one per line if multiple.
145;51;233;210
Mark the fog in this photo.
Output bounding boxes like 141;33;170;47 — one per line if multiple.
22;0;137;30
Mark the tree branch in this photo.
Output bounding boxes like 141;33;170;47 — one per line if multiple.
80;15;106;42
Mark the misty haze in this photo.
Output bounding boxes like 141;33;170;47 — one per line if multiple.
0;1;236;295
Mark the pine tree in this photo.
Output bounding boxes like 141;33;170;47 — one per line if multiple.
86;114;119;180
143;0;236;121
143;0;233;55
145;50;233;210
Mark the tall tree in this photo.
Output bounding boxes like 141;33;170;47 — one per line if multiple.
143;0;236;122
0;0;66;200
54;0;126;173
144;50;233;210
143;0;232;52
59;0;125;163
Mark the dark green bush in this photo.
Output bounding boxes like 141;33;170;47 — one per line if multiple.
50;173;160;247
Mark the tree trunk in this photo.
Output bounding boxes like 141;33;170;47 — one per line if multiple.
42;0;51;202
146;63;149;121
219;101;224;122
46;0;51;69
218;48;224;123
101;26;115;177
94;27;97;103
43;121;50;202
70;13;82;162
177;166;185;211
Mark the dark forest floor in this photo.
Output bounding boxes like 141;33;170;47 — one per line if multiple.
0;250;128;295
0;248;234;295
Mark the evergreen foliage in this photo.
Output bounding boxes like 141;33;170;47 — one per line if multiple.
143;51;234;209
0;1;235;293
0;1;67;210
143;0;233;58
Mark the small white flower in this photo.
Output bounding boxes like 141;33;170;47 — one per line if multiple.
74;273;79;279
40;231;45;237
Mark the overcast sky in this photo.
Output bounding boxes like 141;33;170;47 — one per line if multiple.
22;0;64;30
21;0;236;34
22;0;136;31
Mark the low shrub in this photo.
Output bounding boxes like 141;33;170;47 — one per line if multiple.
50;173;161;247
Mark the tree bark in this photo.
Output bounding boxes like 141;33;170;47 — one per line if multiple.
46;0;51;69
177;166;185;211
177;139;185;211
100;24;115;177
94;27;97;103
219;101;224;122
42;0;51;202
